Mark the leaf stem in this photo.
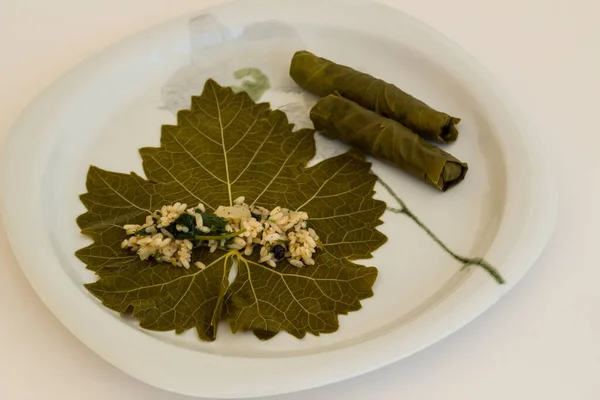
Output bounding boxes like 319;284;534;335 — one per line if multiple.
192;229;246;241
377;178;505;284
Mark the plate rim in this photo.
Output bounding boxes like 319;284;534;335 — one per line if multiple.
1;0;558;397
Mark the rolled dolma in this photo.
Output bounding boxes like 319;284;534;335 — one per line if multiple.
291;50;460;144
311;95;468;191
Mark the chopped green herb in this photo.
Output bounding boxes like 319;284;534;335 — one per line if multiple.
164;213;199;239
199;211;229;233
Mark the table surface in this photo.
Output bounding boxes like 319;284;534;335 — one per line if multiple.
1;0;598;399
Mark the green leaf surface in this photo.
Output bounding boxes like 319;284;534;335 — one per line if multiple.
86;250;233;341
77;79;387;340
226;256;378;339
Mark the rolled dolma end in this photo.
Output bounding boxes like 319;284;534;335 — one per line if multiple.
441;117;461;143
310;95;468;191
439;158;468;191
289;50;337;97
291;50;461;144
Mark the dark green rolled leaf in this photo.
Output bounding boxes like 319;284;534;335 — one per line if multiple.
290;50;460;143
310;95;468;191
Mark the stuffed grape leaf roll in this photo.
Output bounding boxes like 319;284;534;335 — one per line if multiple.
291;50;460;144
310;94;468;191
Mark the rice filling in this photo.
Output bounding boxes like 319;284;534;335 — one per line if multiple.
121;200;320;269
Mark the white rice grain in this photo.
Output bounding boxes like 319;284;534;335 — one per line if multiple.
176;224;189;233
195;261;206;270
302;256;315;266
233;237;246;247
194;214;203;230
234;196;245;205
259;254;273;263
270;212;283;221
137;237;153;245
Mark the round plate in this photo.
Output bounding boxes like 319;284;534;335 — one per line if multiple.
1;0;557;398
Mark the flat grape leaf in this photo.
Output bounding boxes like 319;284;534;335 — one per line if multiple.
87;250;233;341
226;255;378;338
77;79;387;341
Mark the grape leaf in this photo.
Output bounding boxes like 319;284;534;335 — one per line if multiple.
77;79;387;341
86;249;233;341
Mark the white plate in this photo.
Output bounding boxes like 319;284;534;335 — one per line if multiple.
1;0;557;398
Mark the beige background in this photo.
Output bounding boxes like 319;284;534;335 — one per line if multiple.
1;0;599;399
